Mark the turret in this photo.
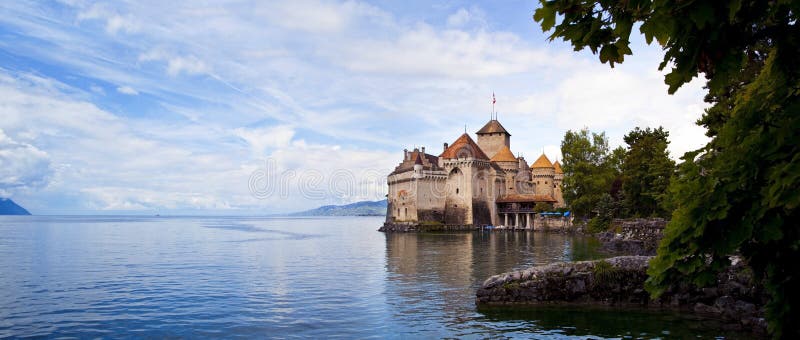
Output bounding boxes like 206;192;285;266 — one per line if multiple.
531;153;556;197
413;153;423;179
553;161;564;184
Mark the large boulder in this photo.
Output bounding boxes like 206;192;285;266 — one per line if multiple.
476;256;767;334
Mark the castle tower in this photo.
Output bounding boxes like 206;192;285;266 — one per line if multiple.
489;145;517;171
475;119;510;159
412;153;423;179
531;153;555;198
439;133;492;226
553;161;565;207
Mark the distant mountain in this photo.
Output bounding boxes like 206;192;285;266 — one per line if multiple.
290;199;387;216
0;198;31;215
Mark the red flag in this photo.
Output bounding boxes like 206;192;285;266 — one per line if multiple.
492;92;496;104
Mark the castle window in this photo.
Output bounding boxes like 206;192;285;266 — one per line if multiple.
405;207;407;215
456;188;459;194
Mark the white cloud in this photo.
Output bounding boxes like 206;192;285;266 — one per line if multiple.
447;8;471;27
116;85;139;95
139;49;209;77
0;129;52;196
328;25;558;77
446;7;487;28
234;125;296;156
77;3;140;34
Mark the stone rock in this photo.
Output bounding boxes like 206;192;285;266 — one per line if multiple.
597;218;667;256
476;255;767;335
694;303;721;315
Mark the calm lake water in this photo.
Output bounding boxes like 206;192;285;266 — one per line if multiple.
0;216;738;338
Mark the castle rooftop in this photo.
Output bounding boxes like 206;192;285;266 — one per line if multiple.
531;153;554;168
440;133;489;160
476;119;510;135
489;145;517;163
553;161;563;174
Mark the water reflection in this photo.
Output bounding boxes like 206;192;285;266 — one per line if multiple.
386;232;603;287
383;231;742;338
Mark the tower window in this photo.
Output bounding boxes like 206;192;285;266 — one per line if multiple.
456;188;459;194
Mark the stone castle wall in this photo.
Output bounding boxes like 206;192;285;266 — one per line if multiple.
477;133;509;159
532;216;572;231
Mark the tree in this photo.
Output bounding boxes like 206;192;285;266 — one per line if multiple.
535;1;799;337
560;128;617;218
621;127;675;218
533;202;553;213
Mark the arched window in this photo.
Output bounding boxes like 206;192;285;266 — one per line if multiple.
404;207;407;215
456;188;459;194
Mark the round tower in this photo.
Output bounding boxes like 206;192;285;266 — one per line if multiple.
530;153;555;197
413;152;423;179
553;161;564;186
552;160;565;207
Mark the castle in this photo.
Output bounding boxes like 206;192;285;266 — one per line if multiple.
385;118;564;228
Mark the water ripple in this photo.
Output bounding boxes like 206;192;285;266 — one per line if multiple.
0;216;741;338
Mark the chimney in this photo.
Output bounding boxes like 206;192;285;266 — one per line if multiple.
443;142;449;151
421;146;425;155
404;149;408;160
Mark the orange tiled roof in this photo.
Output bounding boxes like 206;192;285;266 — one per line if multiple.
553;161;563;174
530;153;554;169
439;133;489;160
496;194;556;203
490;145;517;163
476;119;510;135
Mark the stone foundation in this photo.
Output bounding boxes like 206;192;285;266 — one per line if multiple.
379;222;477;232
532;216;572;231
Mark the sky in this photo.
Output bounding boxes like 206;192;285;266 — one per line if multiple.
0;1;710;215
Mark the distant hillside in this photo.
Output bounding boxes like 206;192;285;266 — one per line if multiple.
291;199;387;216
0;198;31;215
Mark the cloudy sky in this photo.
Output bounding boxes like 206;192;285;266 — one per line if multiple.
0;1;709;215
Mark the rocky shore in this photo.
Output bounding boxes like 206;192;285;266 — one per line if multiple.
476;256;767;335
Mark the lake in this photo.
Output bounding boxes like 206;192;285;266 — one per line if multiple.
0;216;738;338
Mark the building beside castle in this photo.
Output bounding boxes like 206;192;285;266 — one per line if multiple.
385;118;565;228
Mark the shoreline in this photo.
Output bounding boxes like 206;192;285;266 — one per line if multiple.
476;256;767;336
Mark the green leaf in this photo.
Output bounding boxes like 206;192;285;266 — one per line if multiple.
689;2;714;29
728;0;742;21
640;15;672;46
599;44;619;66
533;5;556;32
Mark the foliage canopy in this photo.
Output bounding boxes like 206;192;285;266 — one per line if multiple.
560;128;618;219
621;127;674;218
535;0;799;337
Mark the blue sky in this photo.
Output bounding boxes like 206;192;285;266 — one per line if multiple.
0;1;709;214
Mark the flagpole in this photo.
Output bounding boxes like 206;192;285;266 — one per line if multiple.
492;92;496;120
